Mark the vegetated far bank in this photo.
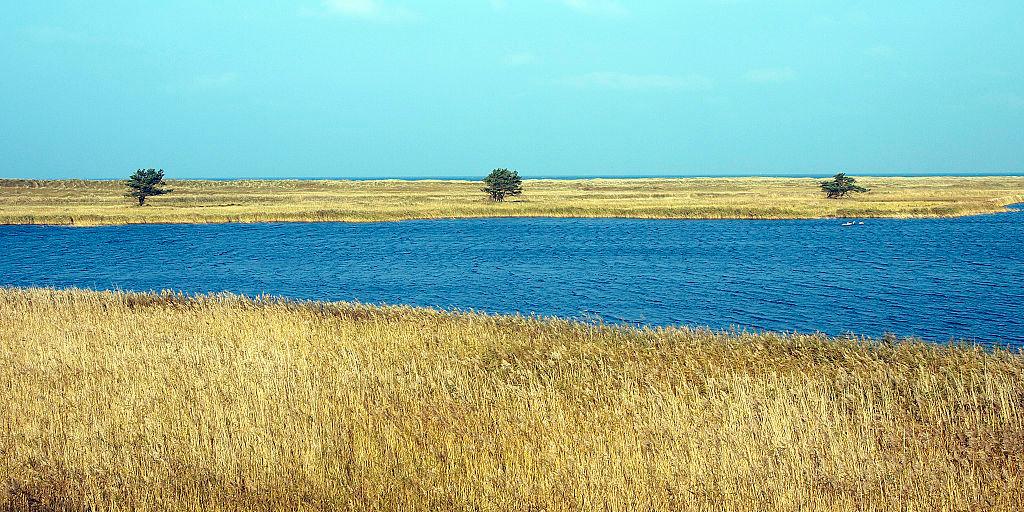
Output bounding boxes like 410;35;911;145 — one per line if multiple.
1;176;1023;226
2;287;1022;511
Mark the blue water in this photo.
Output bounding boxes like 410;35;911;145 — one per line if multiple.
2;208;1023;346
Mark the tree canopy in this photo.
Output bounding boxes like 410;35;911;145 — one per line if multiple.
126;169;171;206
482;168;523;202
820;173;868;199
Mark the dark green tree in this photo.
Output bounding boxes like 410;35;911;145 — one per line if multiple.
482;168;523;202
126;169;171;206
820;173;868;199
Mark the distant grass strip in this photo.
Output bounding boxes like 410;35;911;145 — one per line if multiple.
1;176;1022;225
1;287;1022;510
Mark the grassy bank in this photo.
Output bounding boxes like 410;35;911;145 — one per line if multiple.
1;288;1022;510
1;176;1023;225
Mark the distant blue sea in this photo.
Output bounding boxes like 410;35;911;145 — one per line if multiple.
2;206;1022;346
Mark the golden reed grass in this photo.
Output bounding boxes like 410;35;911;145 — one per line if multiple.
1;176;1023;226
1;288;1022;511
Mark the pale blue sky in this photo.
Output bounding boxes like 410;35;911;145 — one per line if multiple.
2;1;1022;179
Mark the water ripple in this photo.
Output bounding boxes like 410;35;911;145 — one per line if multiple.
2;208;1023;346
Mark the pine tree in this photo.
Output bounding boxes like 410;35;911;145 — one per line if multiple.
820;173;868;199
126;169;171;206
482;168;523;202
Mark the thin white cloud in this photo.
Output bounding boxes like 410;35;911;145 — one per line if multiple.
865;45;896;59
20;24;139;49
193;72;239;89
561;72;714;91
21;25;93;45
560;0;628;17
503;52;538;67
321;0;416;21
982;93;1024;110
167;72;240;94
744;67;797;84
488;1;626;16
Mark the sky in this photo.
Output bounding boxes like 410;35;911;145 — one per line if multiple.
1;1;1022;179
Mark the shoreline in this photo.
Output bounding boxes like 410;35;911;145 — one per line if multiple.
3;206;1022;229
1;286;1017;347
2;176;1023;226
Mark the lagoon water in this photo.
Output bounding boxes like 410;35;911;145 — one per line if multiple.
2;207;1023;346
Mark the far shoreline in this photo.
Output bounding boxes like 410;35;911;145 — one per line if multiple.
5;208;1024;230
2;175;1023;227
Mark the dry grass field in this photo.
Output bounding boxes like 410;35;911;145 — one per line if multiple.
1;176;1022;225
2;288;1022;511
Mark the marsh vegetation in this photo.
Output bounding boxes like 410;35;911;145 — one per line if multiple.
1;176;1022;226
2;288;1022;511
